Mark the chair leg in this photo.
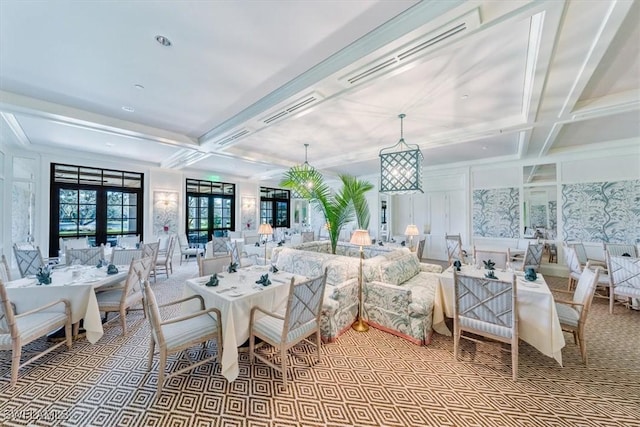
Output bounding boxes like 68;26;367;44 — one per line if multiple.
281;347;288;388
147;339;155;372
610;292;615;314
11;342;21;387
158;350;167;393
512;339;518;381
453;327;460;361
120;308;127;336
249;333;255;364
316;330;322;363
65;320;73;348
72;322;80;340
578;329;588;365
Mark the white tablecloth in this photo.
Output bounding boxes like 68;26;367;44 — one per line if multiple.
5;265;128;343
434;266;565;366
183;265;305;381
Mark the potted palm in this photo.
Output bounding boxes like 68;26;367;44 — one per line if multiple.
281;166;373;254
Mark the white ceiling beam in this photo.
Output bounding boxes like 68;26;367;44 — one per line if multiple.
0;112;31;147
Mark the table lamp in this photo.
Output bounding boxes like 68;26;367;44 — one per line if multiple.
258;223;273;265
350;229;372;332
405;224;419;252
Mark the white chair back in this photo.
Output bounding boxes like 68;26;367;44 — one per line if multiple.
66;247;104;266
13;244;45;277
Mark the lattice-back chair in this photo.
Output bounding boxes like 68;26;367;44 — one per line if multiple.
226;241;258;268
553;264;600;364
0;254;11;282
155;235;176;279
13;244;45;277
96;257;152;336
301;231;315;243
605;243;638;258
1;280;72;387
510;243;544;272
445;234;465;265
110;248;143;266
59;237;89;255
249;269;328;387
563;244;583;290
142;280;222;394
606;254;640;314
208;237;229;257
473;247;508;270
141;241;160;282
453;271;518;380
570;242;606;270
416;238;426;261
65;246;104;266
197;253;231;277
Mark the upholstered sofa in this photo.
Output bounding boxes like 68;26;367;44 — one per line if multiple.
364;252;445;345
271;242;444;345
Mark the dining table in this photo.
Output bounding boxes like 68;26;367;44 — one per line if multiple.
5;265;128;343
434;265;566;366
182;265;307;381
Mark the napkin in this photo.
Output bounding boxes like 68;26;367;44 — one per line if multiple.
255;242;260;247
255;274;271;286
485;270;497;279
453;260;462;271
227;262;238;273
270;264;278;273
36;266;52;285
378;241;384;246
483;259;496;270
107;264;119;275
524;268;537;282
205;273;220;287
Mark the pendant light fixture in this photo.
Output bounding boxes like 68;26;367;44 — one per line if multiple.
379;114;424;194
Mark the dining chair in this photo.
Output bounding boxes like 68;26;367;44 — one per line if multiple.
227;241;258;268
473;247;508;270
249;270;328;387
563;244;610;294
301;231;315;243
0;254;11;282
177;234;204;264
553;264;600;364
65;247;104;266
59;236;89;254
416;238;426;261
606;254;640;314
155;235;176;279
510;243;544;272
209;236;230;256
142;280;222;394
604;243;638;258
110;248;143;266
96;257;153;336
141;241;160;282
570;242;606;269
445;234;465;265
197;253;230;277
1;280;73;387
12;244;45;277
117;234;140;249
453;271;518;380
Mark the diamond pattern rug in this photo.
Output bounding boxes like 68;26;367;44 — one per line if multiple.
1;261;639;426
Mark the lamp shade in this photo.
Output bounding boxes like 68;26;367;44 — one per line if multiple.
350;229;372;247
258;223;273;235
404;224;420;236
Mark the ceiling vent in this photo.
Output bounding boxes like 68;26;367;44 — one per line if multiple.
214;128;252;146
339;8;480;87
260;92;324;126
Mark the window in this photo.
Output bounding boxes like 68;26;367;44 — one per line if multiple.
186;179;235;245
260;187;290;228
49;164;144;257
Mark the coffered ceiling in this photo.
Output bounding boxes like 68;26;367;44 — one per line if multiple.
1;0;638;183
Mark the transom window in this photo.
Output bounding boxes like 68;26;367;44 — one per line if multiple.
186;179;235;245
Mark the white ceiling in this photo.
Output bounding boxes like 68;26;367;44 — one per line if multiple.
1;0;638;184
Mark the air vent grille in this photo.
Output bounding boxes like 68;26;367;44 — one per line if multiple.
260;92;324;126
340;9;480;87
216;129;251;146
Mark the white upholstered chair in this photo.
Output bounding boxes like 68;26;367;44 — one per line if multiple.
65;247;104;266
197;253;230;277
155;235;176;279
249;270;327;387
110;248;143;266
142;280;222;394
606;254;640;314
178;234;204;264
141;241;160;282
473;247;508;270
453;271;518;380
1;280;72;387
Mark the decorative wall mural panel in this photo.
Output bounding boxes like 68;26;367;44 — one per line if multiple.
241;196;256;231
153;191;178;236
548;201;557;232
473;188;519;237
562;179;640;243
530;205;547;229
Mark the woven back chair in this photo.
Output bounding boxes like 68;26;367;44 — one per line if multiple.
416;238;426;261
209;237;229;255
473;247;508;270
562;245;583;290
141;241;160;282
249;270;328;387
453;271;518;380
1;280;72;387
155;235;176;279
110;248;143;266
606;254;640;314
226;241;257;268
553;265;600;364
511;243;544;272
142;280;222;394
605;243;638;258
12;244;45;278
66;247;104;266
96;257;152;336
198;253;231;277
445;234;465;265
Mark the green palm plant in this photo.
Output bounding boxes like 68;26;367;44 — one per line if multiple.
280;166;373;254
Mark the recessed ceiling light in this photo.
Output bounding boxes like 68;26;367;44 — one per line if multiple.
482;145;488;150
106;143;114;147
155;35;172;47
460;94;469;100
122;106;135;112
134;84;144;90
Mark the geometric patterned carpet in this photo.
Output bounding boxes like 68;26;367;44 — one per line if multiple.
1;261;639;426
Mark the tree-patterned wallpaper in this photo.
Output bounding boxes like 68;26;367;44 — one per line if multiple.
562;179;640;243
473;188;520;238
